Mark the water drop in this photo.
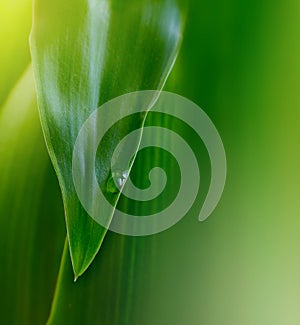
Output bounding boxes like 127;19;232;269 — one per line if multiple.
106;169;128;193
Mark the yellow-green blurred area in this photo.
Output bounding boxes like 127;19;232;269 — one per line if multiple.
0;0;32;106
1;0;300;324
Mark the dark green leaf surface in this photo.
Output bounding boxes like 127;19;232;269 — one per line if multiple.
30;0;184;277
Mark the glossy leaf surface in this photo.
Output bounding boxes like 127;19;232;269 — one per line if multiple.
30;0;184;277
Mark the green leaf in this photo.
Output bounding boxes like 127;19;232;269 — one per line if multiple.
46;234;154;325
30;0;184;278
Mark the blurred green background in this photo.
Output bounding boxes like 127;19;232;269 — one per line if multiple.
1;0;300;324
